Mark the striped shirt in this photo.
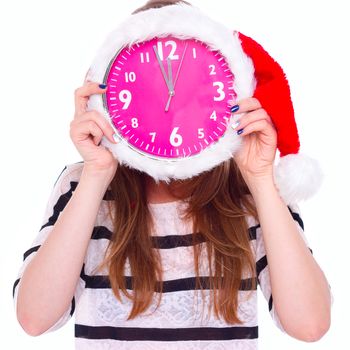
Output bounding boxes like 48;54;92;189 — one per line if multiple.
13;161;333;349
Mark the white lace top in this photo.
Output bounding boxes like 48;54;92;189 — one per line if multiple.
13;162;331;349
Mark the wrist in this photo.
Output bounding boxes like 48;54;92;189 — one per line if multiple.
82;164;117;184
242;172;276;195
241;167;273;183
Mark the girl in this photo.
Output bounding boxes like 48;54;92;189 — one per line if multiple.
13;0;333;349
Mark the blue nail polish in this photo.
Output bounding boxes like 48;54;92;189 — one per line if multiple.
237;128;244;135
230;104;240;113
99;84;107;89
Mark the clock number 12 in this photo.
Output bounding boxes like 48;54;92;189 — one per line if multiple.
157;41;179;61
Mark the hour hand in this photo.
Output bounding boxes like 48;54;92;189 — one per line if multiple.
153;45;173;92
167;57;174;92
165;58;175;112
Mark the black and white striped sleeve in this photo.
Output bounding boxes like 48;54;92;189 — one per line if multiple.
255;202;334;333
12;162;86;334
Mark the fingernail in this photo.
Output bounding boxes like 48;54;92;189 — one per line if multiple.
113;134;120;143
237;128;244;135
99;84;107;89
230;105;240;113
231;121;240;130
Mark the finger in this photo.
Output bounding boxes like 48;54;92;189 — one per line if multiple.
236;119;277;139
92;131;104;146
74;118;104;146
71;119;104;146
229;97;262;114
90;123;104;146
74;81;108;117
75;110;117;144
231;108;273;130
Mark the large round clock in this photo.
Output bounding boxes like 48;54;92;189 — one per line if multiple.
105;36;234;159
87;4;256;181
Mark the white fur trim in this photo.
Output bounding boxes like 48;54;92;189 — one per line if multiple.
87;3;255;182
273;153;324;205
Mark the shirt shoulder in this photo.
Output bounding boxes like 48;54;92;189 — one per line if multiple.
53;161;85;194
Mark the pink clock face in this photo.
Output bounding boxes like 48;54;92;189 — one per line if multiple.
104;36;236;159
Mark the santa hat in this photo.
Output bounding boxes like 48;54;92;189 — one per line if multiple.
87;3;323;205
237;32;324;205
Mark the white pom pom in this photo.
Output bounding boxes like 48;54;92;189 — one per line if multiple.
273;153;324;205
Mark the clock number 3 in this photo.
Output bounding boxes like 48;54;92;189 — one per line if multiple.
213;82;225;101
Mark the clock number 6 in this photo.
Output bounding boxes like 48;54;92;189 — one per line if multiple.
170;127;183;147
213;82;225;101
119;90;132;109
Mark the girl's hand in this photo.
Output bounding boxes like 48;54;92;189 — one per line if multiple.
70;78;119;174
230;97;278;180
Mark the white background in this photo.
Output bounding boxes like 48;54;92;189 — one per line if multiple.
0;0;348;348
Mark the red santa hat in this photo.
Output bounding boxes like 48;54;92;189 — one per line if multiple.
237;32;323;205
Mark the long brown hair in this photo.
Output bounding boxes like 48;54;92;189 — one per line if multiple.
97;0;259;325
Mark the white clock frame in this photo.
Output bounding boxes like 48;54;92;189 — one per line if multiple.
87;3;256;182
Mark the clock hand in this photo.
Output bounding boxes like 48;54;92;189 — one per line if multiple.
174;42;188;88
165;42;188;112
165;58;176;112
167;57;175;92
153;45;173;93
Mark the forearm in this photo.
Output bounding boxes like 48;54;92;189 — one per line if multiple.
17;166;114;335
244;173;331;341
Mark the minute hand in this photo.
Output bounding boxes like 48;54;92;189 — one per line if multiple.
153;45;173;92
165;42;188;112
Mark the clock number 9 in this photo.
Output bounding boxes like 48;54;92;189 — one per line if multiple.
119;90;132;110
170;127;183;147
213;82;225;101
